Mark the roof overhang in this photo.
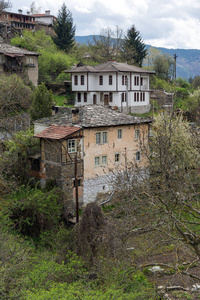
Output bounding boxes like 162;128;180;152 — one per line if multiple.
4;53;25;57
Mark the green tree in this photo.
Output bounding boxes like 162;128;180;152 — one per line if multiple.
30;83;53;122
11;30;76;83
52;3;76;52
0;74;33;118
182;89;200;121
153;53;173;79
0;129;39;185
121;25;147;66
192;75;200;90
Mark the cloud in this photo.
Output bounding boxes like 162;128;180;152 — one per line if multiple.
9;0;200;49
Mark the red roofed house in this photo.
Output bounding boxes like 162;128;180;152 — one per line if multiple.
32;106;152;211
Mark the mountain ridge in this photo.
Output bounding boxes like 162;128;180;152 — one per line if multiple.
75;35;200;80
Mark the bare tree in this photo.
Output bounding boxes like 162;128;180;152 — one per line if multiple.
112;112;200;287
0;0;12;14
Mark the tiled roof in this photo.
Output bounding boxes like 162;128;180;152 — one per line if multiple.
34;125;81;139
0;43;40;56
65;61;155;74
34;105;152;129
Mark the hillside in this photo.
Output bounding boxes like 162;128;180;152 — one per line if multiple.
75;35;200;80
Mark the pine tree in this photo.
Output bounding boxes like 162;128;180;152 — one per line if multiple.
121;25;147;67
30;83;53;122
52;3;76;52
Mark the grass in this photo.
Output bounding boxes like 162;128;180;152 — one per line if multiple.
53;95;74;107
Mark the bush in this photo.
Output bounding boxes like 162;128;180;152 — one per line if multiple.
3;186;63;238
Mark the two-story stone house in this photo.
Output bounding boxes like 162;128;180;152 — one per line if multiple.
0;43;40;86
65;61;155;114
33;105;152;207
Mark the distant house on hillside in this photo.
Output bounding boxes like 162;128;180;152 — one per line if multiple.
0;43;40;86
65;61;155;114
30;10;56;35
33;105;152;208
0;9;36;31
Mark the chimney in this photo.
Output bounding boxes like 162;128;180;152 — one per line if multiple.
18;9;22;14
45;10;50;15
72;108;79;123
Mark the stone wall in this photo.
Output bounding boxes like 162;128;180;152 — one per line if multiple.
129;104;151;114
83;174;114;204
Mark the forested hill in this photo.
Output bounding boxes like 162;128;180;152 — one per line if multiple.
75;35;200;80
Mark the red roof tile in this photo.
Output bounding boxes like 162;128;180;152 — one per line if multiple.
35;125;81;140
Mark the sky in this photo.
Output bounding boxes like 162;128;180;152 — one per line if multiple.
10;0;200;50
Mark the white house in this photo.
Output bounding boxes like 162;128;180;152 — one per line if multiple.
65;61;155;114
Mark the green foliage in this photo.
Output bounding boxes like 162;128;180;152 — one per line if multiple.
0;130;39;185
24;263;157;300
38;49;75;83
3;186;63;237
11;30;57;53
11;30;76;83
150;75;173;91
182;89;200;119
121;25;147;66
30;83;53;121
151;113;199;174
0;74;33;117
191;75;200;89
52;3;76;52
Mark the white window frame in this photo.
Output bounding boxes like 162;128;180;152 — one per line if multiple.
135;129;140;140
68;139;77;153
136;151;141;162
95;156;100;166
102;155;107;165
95;131;108;144
117;129;122;139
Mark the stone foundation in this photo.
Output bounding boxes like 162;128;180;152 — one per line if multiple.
83;174;114;204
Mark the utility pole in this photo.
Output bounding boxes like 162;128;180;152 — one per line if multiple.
74;154;79;223
173;53;177;80
125;76;129;113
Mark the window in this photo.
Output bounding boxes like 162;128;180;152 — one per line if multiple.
99;75;103;85
73;179;81;187
121;93;127;102
102;155;107;165
141;92;145;102
134;76;139;86
81;75;84;85
115;153;120;163
93;94;97;104
78;92;81;102
95;156;107;166
84;92;87;102
109;75;113;85
74;75;78;85
95;157;100;166
136;151;141;161
95;131;108;144
135;129;140;140
109;92;113;102
68;139;77;153
122;75;127;85
118;129;122;139
102;132;108;143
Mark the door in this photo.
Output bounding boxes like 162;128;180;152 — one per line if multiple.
104;94;109;106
